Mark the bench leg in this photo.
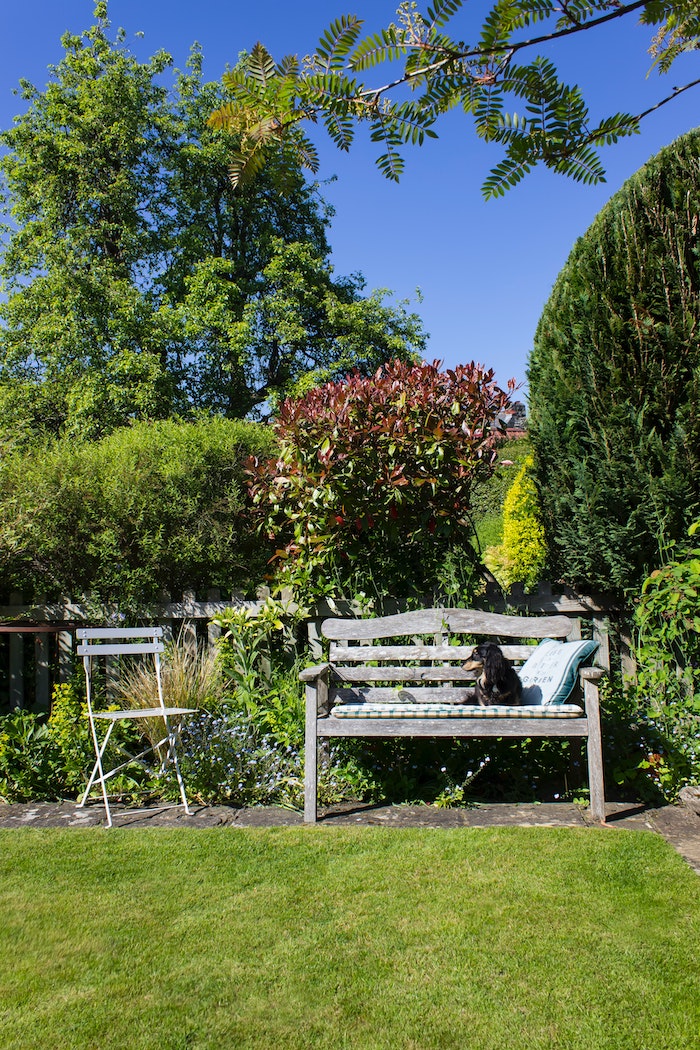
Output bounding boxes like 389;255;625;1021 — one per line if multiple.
304;683;318;823
584;679;606;823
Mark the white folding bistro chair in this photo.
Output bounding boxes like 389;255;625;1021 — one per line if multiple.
76;627;194;827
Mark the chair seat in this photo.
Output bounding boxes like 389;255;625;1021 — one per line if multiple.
92;706;196;720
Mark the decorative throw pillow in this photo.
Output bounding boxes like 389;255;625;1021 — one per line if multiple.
518;638;599;705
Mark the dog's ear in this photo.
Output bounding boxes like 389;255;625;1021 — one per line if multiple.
481;646;499;678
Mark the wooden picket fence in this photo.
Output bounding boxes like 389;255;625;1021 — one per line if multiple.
0;583;631;715
0;589;262;714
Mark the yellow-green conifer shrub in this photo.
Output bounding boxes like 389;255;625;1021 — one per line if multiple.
484;454;546;591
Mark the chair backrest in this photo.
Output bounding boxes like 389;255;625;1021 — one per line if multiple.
76;627;165;656
76;627;166;715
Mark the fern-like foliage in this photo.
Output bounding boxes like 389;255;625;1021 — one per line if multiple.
246;42;276;88
313;16;364;71
209;43;318;189
209;0;700;196
349;27;409;71
426;0;467;30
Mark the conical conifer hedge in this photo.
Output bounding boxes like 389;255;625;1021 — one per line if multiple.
528;129;700;595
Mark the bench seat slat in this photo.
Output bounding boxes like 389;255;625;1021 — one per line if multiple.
317;717;590;738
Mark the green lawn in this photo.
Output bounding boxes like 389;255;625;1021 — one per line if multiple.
1;827;698;1050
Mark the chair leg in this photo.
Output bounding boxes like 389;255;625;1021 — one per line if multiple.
80;720;115;828
163;717;191;815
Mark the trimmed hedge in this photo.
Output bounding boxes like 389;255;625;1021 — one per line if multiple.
0;417;276;606
529;129;700;594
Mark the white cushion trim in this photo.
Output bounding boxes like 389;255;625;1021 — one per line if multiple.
330;703;584;719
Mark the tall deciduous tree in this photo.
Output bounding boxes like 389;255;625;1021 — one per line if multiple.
0;5;176;440
0;4;425;441
528;127;700;595
210;1;700;198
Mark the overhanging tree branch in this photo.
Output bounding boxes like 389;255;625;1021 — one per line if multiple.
209;1;700;197
353;0;653;100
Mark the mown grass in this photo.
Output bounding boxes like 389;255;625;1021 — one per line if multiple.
1;827;698;1050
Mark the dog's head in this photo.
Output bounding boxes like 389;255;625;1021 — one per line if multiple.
461;643;501;676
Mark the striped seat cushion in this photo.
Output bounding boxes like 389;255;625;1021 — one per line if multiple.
330;703;584;719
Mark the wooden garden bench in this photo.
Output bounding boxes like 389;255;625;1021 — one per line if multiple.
300;607;606;823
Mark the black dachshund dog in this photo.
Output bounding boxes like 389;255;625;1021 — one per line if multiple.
462;643;522;706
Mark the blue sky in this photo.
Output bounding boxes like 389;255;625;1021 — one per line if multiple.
1;1;698;398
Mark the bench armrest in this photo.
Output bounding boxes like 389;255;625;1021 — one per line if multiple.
579;666;606;682
299;663;331;683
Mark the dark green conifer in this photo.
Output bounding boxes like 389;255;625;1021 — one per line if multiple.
529;128;700;594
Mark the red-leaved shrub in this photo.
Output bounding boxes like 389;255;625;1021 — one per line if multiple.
249;359;513;601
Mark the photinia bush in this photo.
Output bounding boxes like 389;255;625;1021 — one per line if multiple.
248;359;514;601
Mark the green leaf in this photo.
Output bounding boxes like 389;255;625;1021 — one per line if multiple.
349;28;406;72
247;43;277;88
426;0;467;29
314;15;364;70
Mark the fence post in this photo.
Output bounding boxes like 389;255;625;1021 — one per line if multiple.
58;630;74;683
35;633;50;713
9;592;24;710
181;591;199;655
207;589;222;651
618;624;637;681
307;618;323;661
592;618;611;672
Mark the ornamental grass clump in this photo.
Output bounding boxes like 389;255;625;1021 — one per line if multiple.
116;633;224;715
113;632;227;779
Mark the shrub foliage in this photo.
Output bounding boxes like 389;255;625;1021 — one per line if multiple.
485;453;546;591
528;128;700;595
0;418;276;605
248;359;513;601
627;522;700;796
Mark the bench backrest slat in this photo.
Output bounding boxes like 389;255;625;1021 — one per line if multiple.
329;643;538;664
321;608;574;643
335;666;479;683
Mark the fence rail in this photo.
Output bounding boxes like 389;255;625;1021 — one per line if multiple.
0;583;630;715
0;589;263;714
